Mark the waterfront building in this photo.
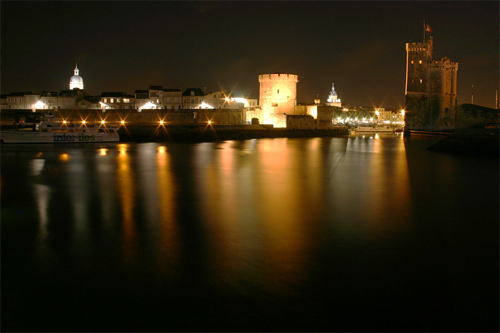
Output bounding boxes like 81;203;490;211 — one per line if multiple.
405;24;458;117
100;92;135;110
163;88;182;110
182;88;205;109
259;73;299;127
69;64;84;90
203;91;245;109
6;92;39;109
0;95;7;109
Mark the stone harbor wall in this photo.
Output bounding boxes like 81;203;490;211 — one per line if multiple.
405;103;498;132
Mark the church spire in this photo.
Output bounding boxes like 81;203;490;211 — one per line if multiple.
74;63;79;76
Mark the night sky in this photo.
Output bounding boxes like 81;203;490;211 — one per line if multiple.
1;1;498;109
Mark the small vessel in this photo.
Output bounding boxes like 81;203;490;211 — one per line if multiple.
1;113;120;143
353;124;394;133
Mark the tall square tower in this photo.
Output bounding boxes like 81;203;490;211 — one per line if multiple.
405;25;458;123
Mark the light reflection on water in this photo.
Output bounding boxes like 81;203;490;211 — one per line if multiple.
1;135;498;331
34;137;411;283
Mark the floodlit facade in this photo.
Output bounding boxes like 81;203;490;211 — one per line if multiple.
258;73;298;127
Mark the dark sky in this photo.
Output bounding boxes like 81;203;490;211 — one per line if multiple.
1;1;498;109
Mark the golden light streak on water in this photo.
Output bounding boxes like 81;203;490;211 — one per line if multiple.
156;145;179;272
116;144;137;262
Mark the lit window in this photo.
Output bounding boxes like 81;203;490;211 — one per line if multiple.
110;98;114;103
411;60;414;64
103;99;107;103
419;60;422;64
420;79;423;84
117;99;121;103
123;99;130;103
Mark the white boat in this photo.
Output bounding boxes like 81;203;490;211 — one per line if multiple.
354;125;394;133
1;113;120;143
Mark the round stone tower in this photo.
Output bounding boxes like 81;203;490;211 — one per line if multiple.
259;73;298;115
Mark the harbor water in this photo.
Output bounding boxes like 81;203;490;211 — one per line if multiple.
1;134;498;331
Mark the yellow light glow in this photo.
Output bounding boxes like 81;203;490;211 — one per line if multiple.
121;120;125;124
63;120;67;124
208;120;212;125
59;153;69;161
401;109;405;116
99;148;108;156
160;120;164;125
101;120;106;124
82;120;86;124
158;146;166;154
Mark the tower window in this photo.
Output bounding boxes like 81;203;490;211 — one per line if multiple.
411;60;414;64
419;60;422;64
420;79;423;84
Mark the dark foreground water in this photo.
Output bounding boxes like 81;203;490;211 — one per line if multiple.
2;134;498;332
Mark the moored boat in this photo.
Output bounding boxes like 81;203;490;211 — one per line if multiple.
353;125;394;133
1;113;120;143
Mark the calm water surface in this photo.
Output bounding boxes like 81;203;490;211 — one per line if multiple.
2;134;498;331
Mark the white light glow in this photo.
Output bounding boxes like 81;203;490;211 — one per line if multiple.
140;102;157;110
198;102;214;109
231;97;247;105
34;101;46;109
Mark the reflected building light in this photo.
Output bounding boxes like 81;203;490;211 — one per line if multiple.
99;148;108;156
33;183;50;241
59;153;70;161
158;146;166;154
116;143;136;260
30;159;45;176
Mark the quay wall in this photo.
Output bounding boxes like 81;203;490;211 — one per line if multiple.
1;109;349;142
0;108;245;125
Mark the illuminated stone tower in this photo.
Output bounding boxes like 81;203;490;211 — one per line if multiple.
405;24;458;122
69;63;84;90
259;73;298;115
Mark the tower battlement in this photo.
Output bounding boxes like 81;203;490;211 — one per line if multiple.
258;73;299;83
406;43;430;52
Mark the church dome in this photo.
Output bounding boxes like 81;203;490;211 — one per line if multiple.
69;64;84;90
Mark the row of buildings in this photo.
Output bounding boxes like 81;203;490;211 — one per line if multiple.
2;65;404;128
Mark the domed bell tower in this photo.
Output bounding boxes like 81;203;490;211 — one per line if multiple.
69;63;84;90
